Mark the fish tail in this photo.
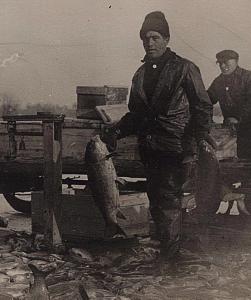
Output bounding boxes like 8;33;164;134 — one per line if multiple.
28;263;51;278
105;223;127;238
78;284;90;300
116;209;126;220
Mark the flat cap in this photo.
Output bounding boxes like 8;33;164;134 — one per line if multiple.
216;50;239;62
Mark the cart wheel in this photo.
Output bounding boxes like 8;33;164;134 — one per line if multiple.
244;194;251;214
3;193;31;215
195;143;222;215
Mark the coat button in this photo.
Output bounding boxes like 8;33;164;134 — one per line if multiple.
146;134;152;140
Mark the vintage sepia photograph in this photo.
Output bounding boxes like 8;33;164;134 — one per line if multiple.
0;1;251;299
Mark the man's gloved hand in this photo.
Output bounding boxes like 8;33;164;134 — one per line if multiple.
101;125;121;152
182;154;197;164
197;133;217;150
223;117;239;132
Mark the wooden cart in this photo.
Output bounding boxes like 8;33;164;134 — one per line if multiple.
0;86;250;216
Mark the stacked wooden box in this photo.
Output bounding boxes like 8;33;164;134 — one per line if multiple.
76;85;128;119
31;188;150;241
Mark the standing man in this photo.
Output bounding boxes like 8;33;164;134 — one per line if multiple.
103;11;213;258
208;50;251;159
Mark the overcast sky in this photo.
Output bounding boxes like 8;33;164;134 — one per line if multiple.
0;0;251;106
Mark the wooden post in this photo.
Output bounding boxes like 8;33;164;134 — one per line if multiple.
42;116;64;250
2;113;65;249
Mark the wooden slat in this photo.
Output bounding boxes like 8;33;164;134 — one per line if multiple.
32;189;150;240
43;121;63;248
233;188;251;194
95;104;129;124
0;116;248;181
63;118;103;129
76;86;106;95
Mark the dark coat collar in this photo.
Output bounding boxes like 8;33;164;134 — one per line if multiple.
141;47;174;64
136;48;176;110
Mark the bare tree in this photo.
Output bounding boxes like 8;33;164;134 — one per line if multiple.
0;93;20;116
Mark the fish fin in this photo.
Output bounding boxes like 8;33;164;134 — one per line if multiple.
117;209;127;220
28;263;53;278
105;223;127;238
78;284;90;300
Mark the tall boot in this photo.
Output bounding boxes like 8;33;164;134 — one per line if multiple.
159;208;182;259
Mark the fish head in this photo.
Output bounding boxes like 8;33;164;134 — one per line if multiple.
85;135;109;162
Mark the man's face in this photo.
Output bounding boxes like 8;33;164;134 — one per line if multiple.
143;31;169;59
217;59;238;75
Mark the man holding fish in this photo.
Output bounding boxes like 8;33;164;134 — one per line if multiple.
102;11;214;258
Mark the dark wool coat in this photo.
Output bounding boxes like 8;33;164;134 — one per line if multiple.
208;66;251;127
208;66;251;158
117;49;212;155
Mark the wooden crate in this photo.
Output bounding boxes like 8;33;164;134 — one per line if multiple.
211;126;237;159
76;86;128;119
31;188;150;241
0;117;239;180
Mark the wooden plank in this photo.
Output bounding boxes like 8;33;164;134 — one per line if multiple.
62;128;99;161
43;120;63;248
76;108;102;120
95;104;129;124
32;190;197;241
0;151;250;182
105;86;128;103
0;125;141;177
76;86;106;95
232;188;251;194
0;119;238;164
76;86;128;119
219;159;251;184
32;188;150;240
0;116;249;182
63;118;103;129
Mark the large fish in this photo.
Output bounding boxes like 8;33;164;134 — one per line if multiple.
195;141;221;217
26;263;50;300
85;135;126;238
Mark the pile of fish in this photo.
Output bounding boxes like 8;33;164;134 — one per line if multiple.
1;220;251;299
0;228;126;299
2;135;251;299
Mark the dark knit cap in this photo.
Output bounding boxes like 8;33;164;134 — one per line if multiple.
216;50;239;62
140;11;170;40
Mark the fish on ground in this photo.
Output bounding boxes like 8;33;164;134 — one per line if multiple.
69;248;93;263
26;263;51;300
85;135;126;238
78;284;90;300
0;294;14;300
0;216;8;228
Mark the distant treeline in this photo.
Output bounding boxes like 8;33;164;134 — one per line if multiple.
0;92;223;119
0;93;76;118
